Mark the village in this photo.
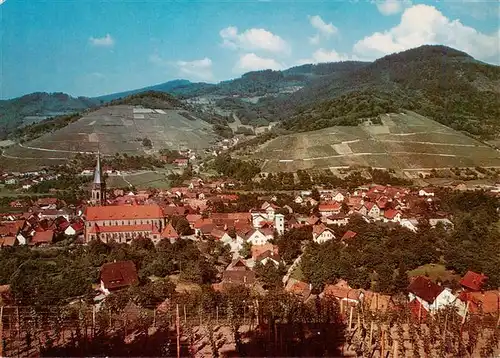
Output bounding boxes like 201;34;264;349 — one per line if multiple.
1;151;499;310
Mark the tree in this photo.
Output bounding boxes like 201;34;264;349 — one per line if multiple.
171;216;192;236
240;241;252;259
254;261;286;289
311;188;320;201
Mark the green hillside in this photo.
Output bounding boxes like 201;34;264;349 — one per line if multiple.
271;46;500;138
0;92;99;139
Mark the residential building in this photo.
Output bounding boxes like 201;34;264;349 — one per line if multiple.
100;260;138;295
312;224;335;244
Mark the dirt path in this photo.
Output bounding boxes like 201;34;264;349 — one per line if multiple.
18;142;95;154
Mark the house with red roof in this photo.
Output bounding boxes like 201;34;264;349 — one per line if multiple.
321;279;362;311
341;230;357;242
100;260;138;295
459;290;500;315
364;202;381;219
246;228;273;246
383;209;402;223
285;278;312;302
161;223;179;242
325;213;349;226
312;224;335;244
459;271;488;292
64;221;85;236
30;230;54;246
318;202;342;217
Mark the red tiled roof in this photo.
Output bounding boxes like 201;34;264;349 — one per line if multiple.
312;223;331;236
89;224;156;234
161;223;179;239
341;230;357;240
323;281;361;301
459;290;500;314
186;214;202;224
100;260;138;291
31;230;54;245
70;221;85;232
408;276;443;304
0;220;25;236
0;236;17;247
384;209;400;219
318;202;342;211
460;271;488;291
36;198;58;206
85;204;164;221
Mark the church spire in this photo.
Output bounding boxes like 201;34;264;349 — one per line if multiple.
93;150;103;185
90;149;106;206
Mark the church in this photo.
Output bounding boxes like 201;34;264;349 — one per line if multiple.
84;153;165;244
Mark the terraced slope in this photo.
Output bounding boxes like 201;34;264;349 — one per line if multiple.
241;111;500;172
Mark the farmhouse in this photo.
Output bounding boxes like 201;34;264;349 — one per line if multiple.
318;202;342;217
100;260;138;295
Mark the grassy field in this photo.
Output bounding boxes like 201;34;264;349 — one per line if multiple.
3;105;219;168
408;264;460;283
241;111;500;172
106;171;171;189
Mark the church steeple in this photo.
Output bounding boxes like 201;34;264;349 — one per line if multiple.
90;150;106;206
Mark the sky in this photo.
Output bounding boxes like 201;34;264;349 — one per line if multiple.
0;0;499;99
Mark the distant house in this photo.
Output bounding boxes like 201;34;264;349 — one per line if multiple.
419;189;435;197
325;213;349;226
0;236;18;248
318;202;342;217
321;280;363;311
255;250;281;266
221;259;256;287
35;198;59;210
100;260;139;295
459;290;500;315
341;230;357;242
400;218;419;233
459;271;488;292
312;224;335;244
64;222;84;236
383;209;402;223
406;276;466;316
294;196;304;204
30;230;54;246
285;278;312;302
364;202;381;218
161;223;179;243
173;158;189;167
246;228;273;246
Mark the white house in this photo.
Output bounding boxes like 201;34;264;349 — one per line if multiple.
294;196;304;204
312;224;336;244
275;214;285;235
246;229;273;246
419;189;435;197
365;202;381;219
429;218;454;230
332;191;345;203
221;233;244;258
400;218;419;232
318;202;342;217
251;212;268;228
16;232;29;246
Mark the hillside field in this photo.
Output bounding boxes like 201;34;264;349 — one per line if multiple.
241;112;500;172
3;105;219;161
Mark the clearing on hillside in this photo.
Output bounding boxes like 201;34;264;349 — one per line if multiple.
3;105;219;163
241;111;500;172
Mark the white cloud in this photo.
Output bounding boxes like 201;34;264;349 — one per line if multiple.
220;26;290;54
149;54;214;81
297;48;351;65
308;15;338;37
353;4;500;64
0;0;6;5
176;58;214;81
235;53;284;72
89;34;115;47
373;0;411;16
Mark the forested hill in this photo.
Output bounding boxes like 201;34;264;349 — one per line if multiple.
275;45;500;136
0;92;99;140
